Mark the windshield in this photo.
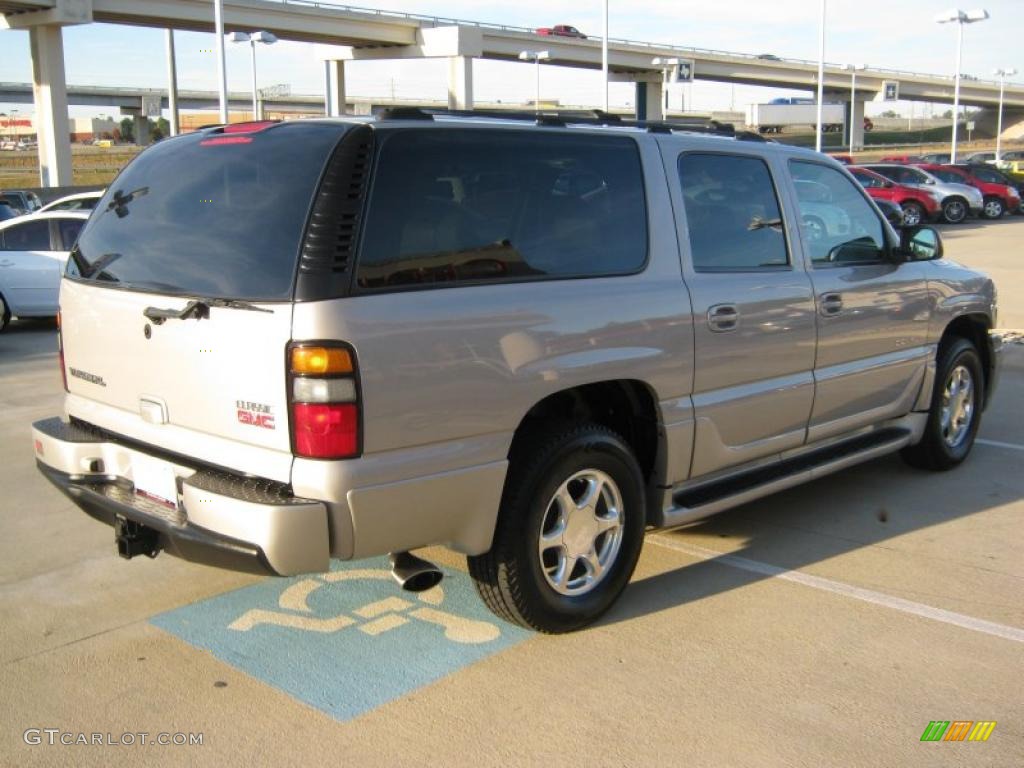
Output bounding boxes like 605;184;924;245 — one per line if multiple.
68;122;346;301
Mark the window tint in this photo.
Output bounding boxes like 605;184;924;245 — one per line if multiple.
930;169;961;184
972;167;1004;184
57;218;84;250
356;130;646;290
1;219;50;251
790;161;885;265
69;123;345;300
677;153;788;271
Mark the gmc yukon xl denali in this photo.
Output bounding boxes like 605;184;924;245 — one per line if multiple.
32;111;1001;633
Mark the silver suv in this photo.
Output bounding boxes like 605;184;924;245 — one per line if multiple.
32;111;1001;633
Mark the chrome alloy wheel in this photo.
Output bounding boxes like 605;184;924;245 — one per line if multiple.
538;469;624;596
940;364;975;449
901;204;923;227
983;198;1004;218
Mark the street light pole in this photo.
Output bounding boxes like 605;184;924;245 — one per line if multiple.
936;8;989;163
518;51;550;112
229;31;278;121
214;0;228;123
993;67;1017;161
844;63;865;154
602;0;609;113
815;0;826;153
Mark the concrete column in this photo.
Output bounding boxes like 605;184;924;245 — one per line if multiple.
29;25;72;187
845;99;866;151
165;29;179;136
327;60;346;116
134;114;151;146
447;56;473;111
641;81;663;122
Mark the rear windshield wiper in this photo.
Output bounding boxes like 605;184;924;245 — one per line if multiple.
143;297;273;325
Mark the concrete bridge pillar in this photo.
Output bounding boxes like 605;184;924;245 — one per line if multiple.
29;25;72;186
447;56;473;110
326;60;346;116
844;99;866;151
634;80;663;121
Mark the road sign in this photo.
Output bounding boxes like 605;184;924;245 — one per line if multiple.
674;59;695;83
882;81;899;101
141;95;162;117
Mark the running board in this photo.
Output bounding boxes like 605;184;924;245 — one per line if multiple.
659;427;914;530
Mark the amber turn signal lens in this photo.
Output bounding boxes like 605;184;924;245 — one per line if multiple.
291;346;353;375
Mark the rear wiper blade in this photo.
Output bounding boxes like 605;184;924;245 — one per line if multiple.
143;297;272;325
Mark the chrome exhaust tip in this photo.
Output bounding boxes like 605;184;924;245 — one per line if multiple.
389;551;443;592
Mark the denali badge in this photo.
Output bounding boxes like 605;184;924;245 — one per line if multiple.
237;400;275;430
69;367;106;387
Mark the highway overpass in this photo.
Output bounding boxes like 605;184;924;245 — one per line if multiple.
3;0;1024;185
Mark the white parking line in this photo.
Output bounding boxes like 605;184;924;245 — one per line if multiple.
976;438;1024;452
648;535;1024;644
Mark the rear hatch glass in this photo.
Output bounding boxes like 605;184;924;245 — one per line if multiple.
68;121;346;300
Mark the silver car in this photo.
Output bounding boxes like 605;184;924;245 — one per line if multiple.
31;113;1001;632
861;164;983;224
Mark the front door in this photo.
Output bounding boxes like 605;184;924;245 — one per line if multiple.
0;218;64;314
786;160;930;443
666;148;817;479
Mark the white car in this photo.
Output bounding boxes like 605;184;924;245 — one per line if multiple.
0;211;89;331
37;190;104;214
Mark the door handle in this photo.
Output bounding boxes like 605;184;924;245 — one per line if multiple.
707;303;740;332
819;293;843;316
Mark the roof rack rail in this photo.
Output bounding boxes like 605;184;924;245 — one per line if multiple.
374;106;743;138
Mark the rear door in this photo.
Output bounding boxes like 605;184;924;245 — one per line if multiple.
785;160;930;443
61;122;347;482
665;147;817;478
0;217;63;314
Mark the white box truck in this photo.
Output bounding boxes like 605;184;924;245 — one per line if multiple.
746;101;846;134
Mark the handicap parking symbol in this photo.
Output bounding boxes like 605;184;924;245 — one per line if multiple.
151;558;530;721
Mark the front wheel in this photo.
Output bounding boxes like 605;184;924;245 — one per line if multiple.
0;292;9;332
901;338;984;471
942;198;968;224
900;201;925;228
468;424;646;633
982;196;1005;219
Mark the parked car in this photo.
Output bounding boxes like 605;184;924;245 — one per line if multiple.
963;163;1024;213
919;152;951;164
828;153;853;165
915;163;1020;219
30;114;1000;633
964;151;996;165
1;190;43;214
848;166;941;227
861;164;983;223
535;24;586;38
872;197;905;228
36;190;104;214
0;211;88;331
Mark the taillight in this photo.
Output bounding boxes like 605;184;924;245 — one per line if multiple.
57;311;68;393
288;343;360;459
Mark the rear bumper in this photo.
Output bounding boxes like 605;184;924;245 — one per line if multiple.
32;417;330;576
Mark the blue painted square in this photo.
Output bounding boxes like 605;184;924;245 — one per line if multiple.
151;558;529;721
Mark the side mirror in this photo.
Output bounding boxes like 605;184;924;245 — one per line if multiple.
898;226;943;261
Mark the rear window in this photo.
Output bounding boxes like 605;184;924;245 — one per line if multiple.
355;129;647;291
68;123;345;301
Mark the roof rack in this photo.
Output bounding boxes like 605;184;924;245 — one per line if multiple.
374;106;764;140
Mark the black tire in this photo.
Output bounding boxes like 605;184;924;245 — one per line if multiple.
900;201;925;228
901;337;984;471
982;196;1005;219
942;197;968;224
0;292;9;333
468;423;646;633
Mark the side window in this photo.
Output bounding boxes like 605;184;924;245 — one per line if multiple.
0;219;51;251
853;172;879;189
356;130;647;290
677;153;789;271
789;161;886;266
57;218;84;250
973;168;1003;184
931;170;959;184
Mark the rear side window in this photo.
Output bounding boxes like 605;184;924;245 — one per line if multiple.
1;219;50;251
355;129;647;290
677;153;789;271
57;218;84;250
68;124;345;300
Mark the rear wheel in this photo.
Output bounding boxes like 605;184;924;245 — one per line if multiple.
468;423;645;633
900;201;925;228
982;196;1005;219
0;292;9;332
942;197;968;224
901;337;983;471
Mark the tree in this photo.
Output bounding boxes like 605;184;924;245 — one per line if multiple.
151;116;170;141
880;110;900;118
120;117;135;143
942;109;953;119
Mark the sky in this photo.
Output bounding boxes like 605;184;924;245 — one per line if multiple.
0;0;1021;118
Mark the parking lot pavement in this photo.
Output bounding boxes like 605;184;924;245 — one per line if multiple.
2;220;1023;767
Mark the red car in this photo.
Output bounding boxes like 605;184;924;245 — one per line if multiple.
915;163;1021;219
848;166;941;227
536;24;587;38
